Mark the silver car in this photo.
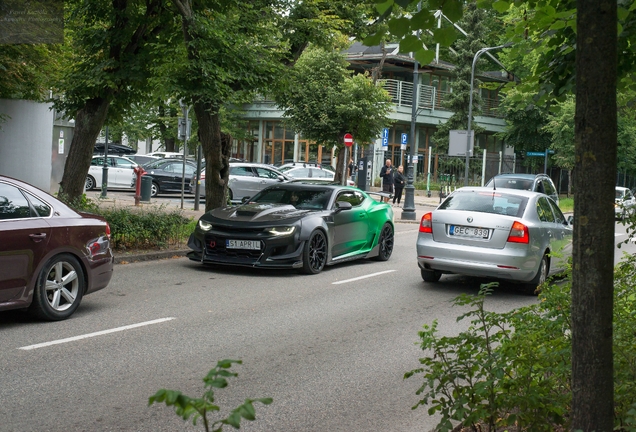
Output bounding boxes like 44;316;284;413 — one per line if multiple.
191;162;290;202
417;187;572;293
615;186;636;219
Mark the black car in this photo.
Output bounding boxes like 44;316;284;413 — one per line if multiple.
187;183;395;274
138;158;199;197
485;173;559;205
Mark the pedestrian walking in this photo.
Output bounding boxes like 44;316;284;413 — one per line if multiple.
348;158;356;182
379;159;394;203
393;165;405;206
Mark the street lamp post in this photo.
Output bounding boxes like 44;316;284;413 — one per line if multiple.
464;43;512;186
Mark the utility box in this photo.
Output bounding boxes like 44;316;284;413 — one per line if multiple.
357;157;371;191
141;176;152;202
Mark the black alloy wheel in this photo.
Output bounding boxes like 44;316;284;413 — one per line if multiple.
374;223;394;261
301;230;327;274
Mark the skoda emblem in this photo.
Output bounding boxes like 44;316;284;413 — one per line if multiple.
467;217;473;223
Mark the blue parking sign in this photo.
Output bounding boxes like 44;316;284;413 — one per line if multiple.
382;137;388;148
382;128;389;139
401;133;408;145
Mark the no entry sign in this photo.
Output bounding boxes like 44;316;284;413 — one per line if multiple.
344;133;353;147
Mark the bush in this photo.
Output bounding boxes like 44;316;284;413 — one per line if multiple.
66;194;193;250
406;260;636;432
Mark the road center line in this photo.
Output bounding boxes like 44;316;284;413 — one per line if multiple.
332;270;396;285
18;317;176;351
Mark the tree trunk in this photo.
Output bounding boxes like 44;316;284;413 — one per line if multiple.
571;1;616;430
333;146;346;184
157;103;176;152
58;97;111;201
567;169;572;198
194;101;229;212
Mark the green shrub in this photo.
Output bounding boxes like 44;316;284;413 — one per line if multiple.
407;261;636;432
149;359;272;431
66;194;193;250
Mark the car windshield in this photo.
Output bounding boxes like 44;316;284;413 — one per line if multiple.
439;191;529;217
488;177;533;191
249;188;332;210
616;189;626;199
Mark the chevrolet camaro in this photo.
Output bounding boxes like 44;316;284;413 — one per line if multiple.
187;183;394;274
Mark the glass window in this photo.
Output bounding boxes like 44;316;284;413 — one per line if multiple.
439;191;528;217
537;197;555;223
230;166;255;177
542;178;556;197
335;190;363;207
0;183;33;219
25;192;52;217
548;199;567;225
115;157;135;169
255;167;280;179
288;168;311;178
91;157;111;166
274;123;284;140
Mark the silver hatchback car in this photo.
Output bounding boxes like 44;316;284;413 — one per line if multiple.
191;162;290;203
417;187;572;293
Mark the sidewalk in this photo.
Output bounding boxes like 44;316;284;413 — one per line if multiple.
87;188;443;224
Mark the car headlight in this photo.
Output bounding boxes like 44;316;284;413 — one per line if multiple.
265;226;295;236
198;220;213;231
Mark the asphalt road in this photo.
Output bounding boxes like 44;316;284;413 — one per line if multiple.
1;222;633;432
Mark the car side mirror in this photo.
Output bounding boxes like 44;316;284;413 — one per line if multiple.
567;215;574;226
241;196;250;204
335;201;352;212
277;175;285;182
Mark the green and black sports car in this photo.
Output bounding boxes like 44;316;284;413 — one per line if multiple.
187;183;394;274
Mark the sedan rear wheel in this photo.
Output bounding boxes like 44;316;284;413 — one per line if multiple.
29;254;85;321
523;253;548;295
301;230;327;274
421;268;442;283
374;223;394;261
150;182;159;197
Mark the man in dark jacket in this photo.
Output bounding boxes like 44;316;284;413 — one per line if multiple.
379;159;394;203
393;165;406;206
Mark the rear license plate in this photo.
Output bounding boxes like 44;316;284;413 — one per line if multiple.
226;239;261;250
450;225;489;239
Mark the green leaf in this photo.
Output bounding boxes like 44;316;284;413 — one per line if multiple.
388;17;412;38
375;0;393;15
363;31;386;47
394;0;414;8
441;0;463;22
550;20;565;30
432;26;457;47
492;1;510;12
410;9;435;30
414;49;435;65
400;35;423;53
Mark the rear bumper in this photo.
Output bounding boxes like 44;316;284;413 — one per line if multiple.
416;236;538;282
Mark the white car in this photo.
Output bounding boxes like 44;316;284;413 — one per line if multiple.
86;156;138;190
145;151;184;159
284;165;355;186
615;186;636;219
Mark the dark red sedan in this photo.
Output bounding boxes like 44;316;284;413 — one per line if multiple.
0;176;113;320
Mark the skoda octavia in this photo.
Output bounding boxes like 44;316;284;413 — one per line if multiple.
417;187;572;293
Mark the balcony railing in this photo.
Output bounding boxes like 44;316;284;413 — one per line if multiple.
377;79;503;118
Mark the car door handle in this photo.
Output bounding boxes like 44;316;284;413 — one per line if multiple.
359;214;366;218
29;233;47;242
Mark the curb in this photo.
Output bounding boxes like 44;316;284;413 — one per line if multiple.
114;249;189;264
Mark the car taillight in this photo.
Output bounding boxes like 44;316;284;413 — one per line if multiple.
200;172;205;180
419;212;433;233
507;221;529;244
106;222;111;239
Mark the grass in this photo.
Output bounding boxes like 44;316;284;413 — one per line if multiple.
559;197;573;213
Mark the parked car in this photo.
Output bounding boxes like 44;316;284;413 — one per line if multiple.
86;155;138;191
127;154;160;166
484;173;559;206
191;162;290;202
282;164;355;186
145;151;184;159
417;187;572;293
93;142;136;155
0;176;113;320
615;186;636;219
136;158;199;197
187;183;394;274
278;161;336;173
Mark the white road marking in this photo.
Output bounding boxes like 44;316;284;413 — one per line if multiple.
332;270;396;285
18;317;176;351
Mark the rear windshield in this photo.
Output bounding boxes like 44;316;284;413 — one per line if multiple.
439;191;528;217
488;177;533;191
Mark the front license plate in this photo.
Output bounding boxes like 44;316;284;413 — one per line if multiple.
450;225;489;239
226;239;261;250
